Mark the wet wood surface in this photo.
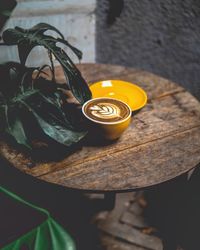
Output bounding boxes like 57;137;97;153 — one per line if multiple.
0;64;200;192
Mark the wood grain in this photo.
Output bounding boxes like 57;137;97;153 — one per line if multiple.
0;64;200;192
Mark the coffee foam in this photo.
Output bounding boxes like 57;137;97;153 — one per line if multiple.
83;98;131;123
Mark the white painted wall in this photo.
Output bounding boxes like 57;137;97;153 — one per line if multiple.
0;0;96;66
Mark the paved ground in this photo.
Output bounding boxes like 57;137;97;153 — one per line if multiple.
95;192;163;250
90;191;184;250
86;171;200;250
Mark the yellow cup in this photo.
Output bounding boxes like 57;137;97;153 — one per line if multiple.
82;97;132;140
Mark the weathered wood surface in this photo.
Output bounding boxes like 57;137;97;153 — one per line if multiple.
0;64;200;191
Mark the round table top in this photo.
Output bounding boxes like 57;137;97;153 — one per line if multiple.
1;64;200;192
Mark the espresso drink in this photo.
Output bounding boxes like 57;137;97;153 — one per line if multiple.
83;98;131;123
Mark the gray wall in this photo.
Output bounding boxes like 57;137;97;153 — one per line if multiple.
1;0;95;65
96;0;200;100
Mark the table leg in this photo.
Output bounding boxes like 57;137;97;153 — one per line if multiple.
162;239;177;250
143;174;188;250
104;193;116;210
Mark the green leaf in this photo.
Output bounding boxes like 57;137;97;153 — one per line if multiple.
0;93;8;131
0;23;91;151
0;62;38;99
31;112;86;147
57;37;82;60
25;23;65;39
1;10;12;17
5;104;31;149
2;23;92;104
21;91;72;129
6;116;31;149
17;43;37;66
18;94;86;147
0;0;17;31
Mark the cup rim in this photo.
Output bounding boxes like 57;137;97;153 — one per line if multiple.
82;97;132;125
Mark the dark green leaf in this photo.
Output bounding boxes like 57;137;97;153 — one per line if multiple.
19;95;86;147
57;38;82;60
5;104;31;149
0;0;17;31
0;93;7;131
2;23;92;103
0;62;38;99
23;91;71;129
0;23;91;151
18;43;37;66
31;112;86;147
6;117;30;149
25;23;65;39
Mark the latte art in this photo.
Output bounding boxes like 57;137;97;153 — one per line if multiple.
83;98;131;123
89;103;121;120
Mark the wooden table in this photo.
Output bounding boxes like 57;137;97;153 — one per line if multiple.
1;64;200;196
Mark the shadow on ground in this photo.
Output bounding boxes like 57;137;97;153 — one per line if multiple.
1;156;200;250
144;164;200;250
0;157;106;250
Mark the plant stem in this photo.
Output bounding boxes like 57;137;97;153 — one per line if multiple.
48;50;56;82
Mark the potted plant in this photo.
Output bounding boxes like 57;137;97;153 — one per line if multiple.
0;22;92;153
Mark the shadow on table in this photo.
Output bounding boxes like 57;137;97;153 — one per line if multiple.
143;163;200;250
0;157;107;250
2;106;143;163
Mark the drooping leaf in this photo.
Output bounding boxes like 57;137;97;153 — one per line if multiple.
0;64;87;149
2;23;65;65
18;43;36;67
24;23;65;39
57;37;82;60
18;93;86;147
33;77;58;94
18;91;72;129
6;116;30;149
0;23;91;150
0;62;37;99
0;93;8;131
5;103;31;149
0;0;17;32
2;23;92;104
30;111;87;147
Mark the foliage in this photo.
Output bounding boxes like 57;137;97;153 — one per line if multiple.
0;0;17;32
0;23;92;150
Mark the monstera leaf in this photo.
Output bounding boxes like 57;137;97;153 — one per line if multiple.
0;73;87;149
0;23;90;150
0;0;17;31
2;23;91;104
0;62;37;99
15;91;87;147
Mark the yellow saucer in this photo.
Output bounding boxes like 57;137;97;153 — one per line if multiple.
90;80;147;111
